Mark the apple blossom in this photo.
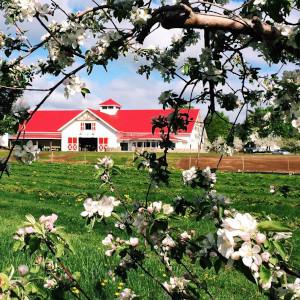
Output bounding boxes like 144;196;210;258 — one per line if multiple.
97;195;120;218
182;166;197;185
238;242;262;267
44;279;57;289
117;288;137;300
217;229;235;259
102;234;114;246
163;277;190;293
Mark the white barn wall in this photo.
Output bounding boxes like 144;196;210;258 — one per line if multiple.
0;134;8;147
61;119;118;151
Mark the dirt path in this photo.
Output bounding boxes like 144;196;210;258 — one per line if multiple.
175;155;300;173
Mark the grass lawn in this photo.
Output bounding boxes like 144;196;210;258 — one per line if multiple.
0;160;299;299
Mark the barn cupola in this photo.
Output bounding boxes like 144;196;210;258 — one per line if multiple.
99;99;122;115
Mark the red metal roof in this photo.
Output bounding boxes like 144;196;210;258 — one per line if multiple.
90;109;199;133
11;108;199;136
23;110;82;133
99;99;122;107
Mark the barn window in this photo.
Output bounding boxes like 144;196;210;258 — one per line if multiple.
144;142;150;147
80;122;84;130
85;123;92;130
92;123;96;131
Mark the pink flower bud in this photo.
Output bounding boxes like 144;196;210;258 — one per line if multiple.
224;210;229;216
241;235;251;242
270;185;274;189
209;251;217;258
255;233;266;244
116;237;120;243
231;252;240;260
261;252;271;262
138;208;144;214
147;206;153;213
18;265;29;276
105;249;114;257
25;226;36;234
190;230;195;236
129;237;139;247
17;228;25;235
212;206;218;212
250;263;259;272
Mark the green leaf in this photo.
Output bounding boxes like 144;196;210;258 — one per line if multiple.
81;88;90;94
257;221;292;233
111;212;122;223
25;214;36;224
30;265;40;274
259;264;272;285
0;273;10;291
29;237;41;254
273;241;288;260
72;272;81;281
214;259;223;274
55;244;65;258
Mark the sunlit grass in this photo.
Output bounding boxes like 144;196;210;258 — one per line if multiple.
0;162;299;299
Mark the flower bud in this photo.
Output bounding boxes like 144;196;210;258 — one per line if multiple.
147;206;153;214
18;265;29;276
241;235;251;242
94;165;99;170
255;233;266;244
138;207;144;214
224;210;229;216
209;251;217;258
250;263;259;272
25;226;35;234
129;237;139;247
231;252;240;260
212;206;218;212
261;252;271;262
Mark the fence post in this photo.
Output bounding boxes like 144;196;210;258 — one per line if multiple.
51;151;53;163
242;156;244;172
189;156;191;169
84;155;87;165
287;159;290;172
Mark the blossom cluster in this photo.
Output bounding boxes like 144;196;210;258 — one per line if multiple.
182;166;197;185
81;195;120;218
102;234;139;257
201;167;217;188
14;213;58;241
163;277;190;294
117;288;136;300
87;31;123;63
63;75;86;99
95;156;114;169
130;7;151;28
4;0;50;23
14;140;40;164
217;212;292;290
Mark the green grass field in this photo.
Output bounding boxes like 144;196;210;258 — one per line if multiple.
0;161;300;299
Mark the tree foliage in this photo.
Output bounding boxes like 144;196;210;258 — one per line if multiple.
205;111;231;143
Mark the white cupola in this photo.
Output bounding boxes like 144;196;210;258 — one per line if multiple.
99;99;122;115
